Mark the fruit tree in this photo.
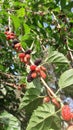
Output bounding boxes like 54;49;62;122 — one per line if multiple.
0;0;73;130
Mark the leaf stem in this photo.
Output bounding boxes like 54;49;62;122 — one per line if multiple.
8;10;11;32
40;78;62;105
40;78;57;99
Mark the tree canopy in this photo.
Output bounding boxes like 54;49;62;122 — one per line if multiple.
0;0;73;130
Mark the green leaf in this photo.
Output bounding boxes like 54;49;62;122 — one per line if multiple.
60;0;66;9
0;64;5;71
24;23;30;34
58;69;73;89
0;111;21;130
17;8;25;17
37;21;43;28
65;2;73;11
11;15;20;30
68;38;73;49
26;103;60;130
19;79;42;111
20;34;33;49
55;0;59;4
45;49;69;64
49;129;54;130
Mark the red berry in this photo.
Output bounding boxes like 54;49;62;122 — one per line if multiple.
40;66;46;71
6;35;11;40
25;54;30;59
4;31;9;35
24;54;30;64
14;43;21;47
30;65;37;71
31;72;37;78
35;67;40;72
24;57;28;63
18;86;21;90
39;70;46;79
5;32;15;40
18;46;22;51
10;32;15;36
43;96;50;103
14;43;22;51
19;53;25;58
61;105;72;121
18;53;25;62
71;113;73;119
9;35;15;39
52;98;60;108
27;72;33;82
34;59;42;66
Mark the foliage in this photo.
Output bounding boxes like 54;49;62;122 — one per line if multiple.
0;111;20;130
0;0;73;130
26;103;61;130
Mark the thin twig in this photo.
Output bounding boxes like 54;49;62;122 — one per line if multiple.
41;78;63;104
8;10;11;32
1;81;17;89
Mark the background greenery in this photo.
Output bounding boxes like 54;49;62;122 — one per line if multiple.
0;0;73;130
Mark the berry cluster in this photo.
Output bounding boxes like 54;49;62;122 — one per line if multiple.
4;28;61;110
19;52;31;64
61;105;73;121
43;96;60;108
13;42;22;51
27;64;47;82
4;28;16;40
4;27;62;111
4;28;65;111
4;28;47;82
12;40;31;64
